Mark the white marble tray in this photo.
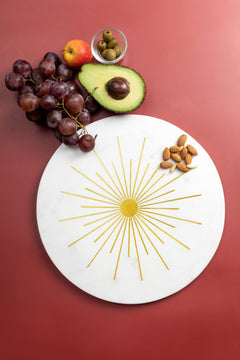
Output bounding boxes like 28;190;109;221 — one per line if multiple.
36;115;225;304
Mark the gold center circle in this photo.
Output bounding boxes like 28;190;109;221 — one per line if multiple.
120;199;138;217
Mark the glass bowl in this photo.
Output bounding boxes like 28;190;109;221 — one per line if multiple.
91;27;127;65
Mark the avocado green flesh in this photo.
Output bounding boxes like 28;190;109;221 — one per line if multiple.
78;64;146;113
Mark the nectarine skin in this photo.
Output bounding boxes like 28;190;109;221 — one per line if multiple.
63;39;92;69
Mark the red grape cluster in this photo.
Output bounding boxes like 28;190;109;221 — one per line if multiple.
5;53;101;152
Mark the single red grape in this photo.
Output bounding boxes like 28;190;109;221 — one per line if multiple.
56;64;73;81
77;109;91;126
58;117;78;135
62;132;79;145
78;134;95;152
64;93;84;115
26;108;43;122
84;95;100;113
39;58;56;78
44;52;61;67
46;110;62;128
40;94;57;111
31;68;45;84
50;81;69;99
5;72;24;91
13;59;32;78
37;79;54;97
20;93;40;112
66;81;79;94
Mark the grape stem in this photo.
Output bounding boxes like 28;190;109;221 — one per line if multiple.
51;75;59;81
61;99;86;131
25;75;37;85
83;87;99;109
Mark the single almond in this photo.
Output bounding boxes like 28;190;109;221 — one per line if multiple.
176;163;190;172
170;163;177;173
177;134;187;147
187;144;198;155
185;153;192;165
163;147;170;160
171;153;182;163
187;164;198;169
170;145;181;153
180;147;188;159
160;161;173;169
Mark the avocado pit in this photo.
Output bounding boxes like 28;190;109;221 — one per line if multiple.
105;77;130;100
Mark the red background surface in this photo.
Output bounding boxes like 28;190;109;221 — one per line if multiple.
1;0;239;359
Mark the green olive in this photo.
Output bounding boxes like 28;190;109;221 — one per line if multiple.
114;45;122;57
102;49;117;61
102;29;112;43
97;40;107;52
107;38;118;49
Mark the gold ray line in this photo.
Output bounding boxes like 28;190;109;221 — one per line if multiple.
137;213;190;250
138;189;175;205
59;209;120;222
112;162;127;199
128;218;131;257
136;173;166;202
135;215;164;244
135;167;160;200
110;217;126;253
138;211;175;228
113;219;128;280
96;172;123;201
131;137;146;197
134;217;169;270
84;187;120;205
133;163;150;199
87;216;124;268
83;210;120;226
117;137;129;197
139;207;179;210
94;215;123;243
130;218;143;281
68;213;120;247
139;173;185;203
129;159;132;197
140;194;202;207
93;149;124;199
71;165;121;202
140;210;202;225
60;191;118;206
132;217;148;254
158;172;185;190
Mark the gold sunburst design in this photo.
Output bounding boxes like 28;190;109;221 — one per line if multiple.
59;137;202;281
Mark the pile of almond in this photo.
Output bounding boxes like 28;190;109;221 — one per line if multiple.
160;134;198;173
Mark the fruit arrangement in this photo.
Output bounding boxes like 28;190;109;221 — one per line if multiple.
5;32;146;152
5;51;100;152
97;29;122;61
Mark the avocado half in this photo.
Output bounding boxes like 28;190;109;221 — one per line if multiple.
78;63;146;113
